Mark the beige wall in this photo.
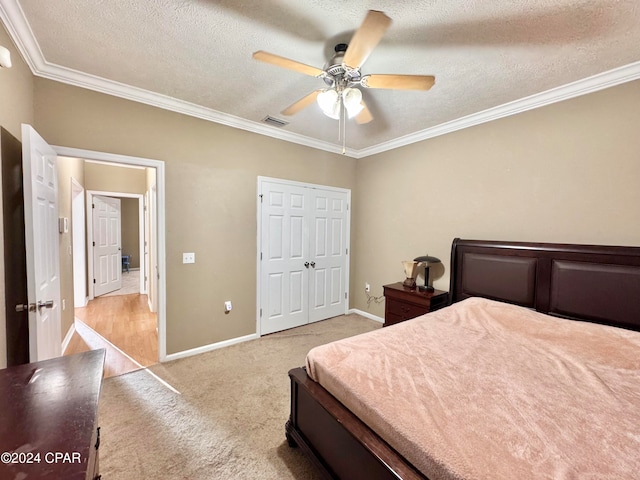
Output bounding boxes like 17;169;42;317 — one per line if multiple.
121;197;140;269
0;25;34;368
84;162;146;270
84;161;147;195
352;80;640;318
56;156;84;341
33;78;357;354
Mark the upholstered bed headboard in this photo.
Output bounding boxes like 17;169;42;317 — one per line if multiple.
450;238;640;331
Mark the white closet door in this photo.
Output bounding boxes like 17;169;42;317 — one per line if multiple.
260;181;310;335
259;178;350;335
308;189;348;323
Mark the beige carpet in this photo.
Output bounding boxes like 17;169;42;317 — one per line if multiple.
98;314;381;479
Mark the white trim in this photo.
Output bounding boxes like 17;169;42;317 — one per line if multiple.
256;176;351;336
70;177;87;308
164;333;259;362
348;308;384;324
52;145;168;362
61;321;76;354
4;0;638;159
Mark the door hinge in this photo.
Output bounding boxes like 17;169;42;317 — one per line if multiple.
92;203;95;209
93;279;96;284
347;203;349;211
260;308;262;318
92;241;95;246
346;248;348;255
260;252;263;260
345;292;348;299
259;194;263;203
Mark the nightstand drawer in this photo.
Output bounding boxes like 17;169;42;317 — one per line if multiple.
383;283;448;327
386;299;428;321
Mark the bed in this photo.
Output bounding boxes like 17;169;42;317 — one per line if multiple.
285;238;640;480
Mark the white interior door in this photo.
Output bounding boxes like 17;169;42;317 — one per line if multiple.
93;195;122;297
259;178;349;335
21;124;62;361
308;189;348;323
260;181;309;335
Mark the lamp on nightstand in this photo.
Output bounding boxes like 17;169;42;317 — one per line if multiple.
414;255;441;292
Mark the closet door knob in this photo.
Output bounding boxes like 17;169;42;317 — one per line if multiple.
304;262;310;268
310;262;316;268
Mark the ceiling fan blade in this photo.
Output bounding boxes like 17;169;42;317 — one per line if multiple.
355;102;373;124
253;51;324;77
362;74;436;90
343;10;392;69
281;90;322;116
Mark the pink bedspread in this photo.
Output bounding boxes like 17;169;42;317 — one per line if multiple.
306;297;640;480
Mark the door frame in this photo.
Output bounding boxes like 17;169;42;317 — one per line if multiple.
87;191;143;299
71;177;87;308
256;176;351;336
53;145;167;361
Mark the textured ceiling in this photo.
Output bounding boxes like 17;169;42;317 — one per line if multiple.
2;0;640;156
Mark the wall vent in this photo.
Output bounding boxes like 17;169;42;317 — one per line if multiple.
262;115;289;128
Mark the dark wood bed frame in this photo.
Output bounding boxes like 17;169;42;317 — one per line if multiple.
285;238;640;479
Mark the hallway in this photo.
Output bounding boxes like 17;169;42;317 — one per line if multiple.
65;292;158;377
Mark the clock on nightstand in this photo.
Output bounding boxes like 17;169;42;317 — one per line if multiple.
382;283;449;327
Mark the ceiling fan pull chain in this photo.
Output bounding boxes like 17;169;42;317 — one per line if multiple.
341;100;347;155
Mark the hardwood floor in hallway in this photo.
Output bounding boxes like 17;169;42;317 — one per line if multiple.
66;293;158;378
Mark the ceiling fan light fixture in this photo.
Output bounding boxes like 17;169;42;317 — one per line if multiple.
317;88;340;119
342;87;364;118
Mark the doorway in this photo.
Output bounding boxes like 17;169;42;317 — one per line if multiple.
86;190;146;301
55;145;167;361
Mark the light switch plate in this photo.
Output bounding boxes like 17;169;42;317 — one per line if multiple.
183;252;195;264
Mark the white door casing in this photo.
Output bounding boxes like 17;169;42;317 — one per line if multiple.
93;195;122;297
71;179;86;307
150;185;158;313
144;191;150;295
22;124;62;361
258;177;350;335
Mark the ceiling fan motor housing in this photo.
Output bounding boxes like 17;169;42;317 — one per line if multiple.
323;43;361;87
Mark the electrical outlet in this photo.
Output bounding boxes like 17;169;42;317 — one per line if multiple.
365;282;370;293
183;252;195;264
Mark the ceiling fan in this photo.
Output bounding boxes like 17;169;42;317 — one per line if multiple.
253;10;435;125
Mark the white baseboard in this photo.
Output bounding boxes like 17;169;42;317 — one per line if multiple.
348;308;384;323
164;333;259;362
61;322;76;354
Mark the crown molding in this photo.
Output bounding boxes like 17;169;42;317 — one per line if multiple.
2;0;638;160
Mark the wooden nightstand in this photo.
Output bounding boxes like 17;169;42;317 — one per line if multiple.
383;282;449;327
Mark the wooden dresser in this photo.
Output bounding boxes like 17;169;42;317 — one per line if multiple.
383;282;449;327
0;349;105;480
